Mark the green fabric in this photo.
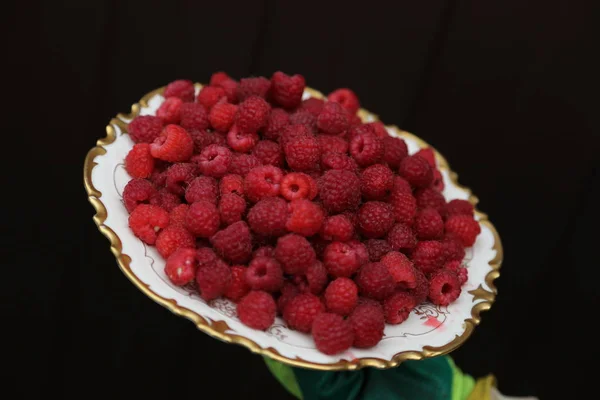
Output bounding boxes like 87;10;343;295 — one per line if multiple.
447;357;475;400
263;356;304;399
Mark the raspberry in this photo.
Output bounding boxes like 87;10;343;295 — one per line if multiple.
149;188;181;212
347;240;370;266
350;303;385;348
227;125;259;153
197;86;226;110
433;169;445;192
252;140;284;167
195;144;232;178
208;101;238;132
244;165;283;202
236;76;271;101
360;164;394;200
283;293;324;333
247;197;289;237
384;291;416;324
321;151;359;173
444;215;481;247
283;134;320;172
408;268;429;303
209;71;232;87
386;223;417;252
442;235;466;262
219;174;244;196
316;101;349;134
276;282;298;314
357;201;395;238
155;226;195;259
275;234;316;275
128;204;169;244
349;130;384;167
125;143;155;179
382;136;409;168
165;163;197;196
324;278;358;316
317;134;348;154
445;199;474;217
414;208;444;240
312;313;353;355
123;178;157;213
150;125;194;162
224;265;251;302
253;246;275;259
185;176;218;204
156;97;183;124
327;88;360;115
245;256;284;292
414;148;436;167
280;172;317;201
355;262;396;300
364;239;392;262
128;115;163;143
323;242;361;278
262;108;290;141
415;187;447;217
381;251;416;288
300;97;325;117
428;269;461;306
279;124;312;148
218;193;246;226
229;154;261;176
399;155;434;188
305;261;328;295
184;201;220;238
411;240;445;274
286;199;325;237
445;260;468;285
236;96;271;133
393;176;412;194
319;169;361;213
216;78;239;103
270;71;305;109
179;102;209;131
196;247;218;268
164;247;197;286
389;191;417;225
168;204;189;228
237;291;276;330
365;121;388;138
210;221;253;264
320;214;354;242
188;129;212;153
164;79;195;102
196;259;231;301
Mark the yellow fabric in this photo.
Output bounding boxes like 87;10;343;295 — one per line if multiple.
467;375;497;400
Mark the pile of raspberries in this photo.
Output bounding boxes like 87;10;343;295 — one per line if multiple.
123;71;481;355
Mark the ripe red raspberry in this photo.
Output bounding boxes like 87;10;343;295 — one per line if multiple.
414;208;444;240
414;148;436;167
283;134;321;172
324;278;358;316
327;88;360;115
365;121;388;138
184;201;220;238
383;136;409;169
305;261;328;295
216;78;239;103
320;215;354;242
164;79;195;102
442;235;466;262
165;163;196;196
229;153;261;176
408;268;429;303
262;108;290;141
149;188;181;212
125;143;155;179
280;172;317;201
270;71;305;109
360;164;394;200
384;291;416;324
238;291;276;330
347;240;370;265
197;85;226;110
275;234;316;275
321;152;359;173
289;109;317;132
316;101;349;134
252;140;284;167
208;101;238;132
195;144;232;178
428;269;461;306
323;242;361;278
253;246;274;259
188;129;212;153
300;97;325;117
236;76;271;101
210;221;253;264
227;125;259;153
185;176;218;204
355;262;396;300
445;199;474;217
128;115;164;144
123;178;157;213
445;260;468;286
196;247;218;268
179;102;209;131
389;191;417;225
312;313;354;355
317;134;348;154
219;174;244;196
411;240;445;274
445;215;481;247
349;130;384;167
168;204;189;228
433;169;445;192
244;165;283;202
224;265;251;302
196;259;231;301
155;226;195;259
164;247;197;286
364;239;392;262
245;256;284;292
415;187;447;217
236;96;271;133
218;193;246;226
381;251;416;288
343;211;359;229
357;201;395;238
286;200;325;237
283;293;325;333
150;125;194;162
247;197;289;237
156;97;183;124
279;124;312;148
277;282;300;314
209;71;232;87
393;176;412;195
128;204;169;244
399;155;434;188
319;169;361;213
387;223;417;252
350;303;385;348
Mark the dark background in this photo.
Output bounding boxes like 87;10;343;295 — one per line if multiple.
6;1;599;399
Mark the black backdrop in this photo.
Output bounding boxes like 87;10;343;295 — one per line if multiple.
6;1;600;399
